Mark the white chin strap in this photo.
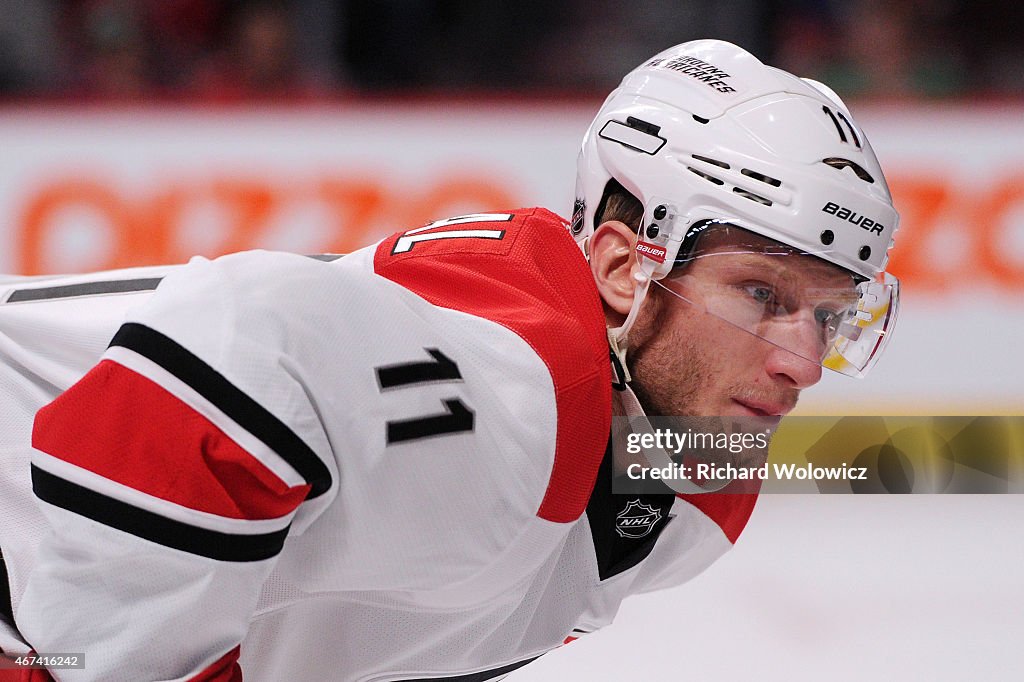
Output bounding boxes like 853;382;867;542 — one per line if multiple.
606;280;651;418
607;271;651;389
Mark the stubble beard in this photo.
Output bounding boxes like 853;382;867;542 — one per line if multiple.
626;320;711;419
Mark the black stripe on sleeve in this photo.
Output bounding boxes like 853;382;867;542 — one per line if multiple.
0;545;14;627
7;277;163;303
32;465;290;562
402;655;541;682
109;322;332;500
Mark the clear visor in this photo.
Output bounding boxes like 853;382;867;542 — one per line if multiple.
643;223;899;378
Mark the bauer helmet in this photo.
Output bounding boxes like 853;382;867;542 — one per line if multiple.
574;39;899;377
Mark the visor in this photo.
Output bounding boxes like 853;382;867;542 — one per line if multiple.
641;221;899;378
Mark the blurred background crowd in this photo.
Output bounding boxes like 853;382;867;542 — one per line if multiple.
0;0;1020;102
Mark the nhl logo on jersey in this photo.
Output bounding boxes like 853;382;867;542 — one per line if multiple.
615;499;663;539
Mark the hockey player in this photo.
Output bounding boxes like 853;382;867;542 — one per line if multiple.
0;40;898;680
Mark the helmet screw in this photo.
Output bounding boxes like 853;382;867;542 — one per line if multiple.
859;245;871;261
653;205;667;220
646;223;660;239
820;229;835;245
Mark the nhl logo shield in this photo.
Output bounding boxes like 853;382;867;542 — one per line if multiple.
570;197;586;234
615;499;663;539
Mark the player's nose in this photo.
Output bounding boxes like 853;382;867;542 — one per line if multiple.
764;319;824;389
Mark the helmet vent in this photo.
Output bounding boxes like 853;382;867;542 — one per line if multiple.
733;187;773;206
692;154;729;169
823;157;875;184
692;114;710;124
822;105;863;149
626;116;662;136
740;168;782;187
688;167;725;185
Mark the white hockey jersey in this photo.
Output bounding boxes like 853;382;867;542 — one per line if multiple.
0;208;757;681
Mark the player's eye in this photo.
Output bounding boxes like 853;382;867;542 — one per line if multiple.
742;284;781;313
814;307;848;340
814;307;837;326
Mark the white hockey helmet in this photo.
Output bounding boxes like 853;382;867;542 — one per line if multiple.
573;39;900;378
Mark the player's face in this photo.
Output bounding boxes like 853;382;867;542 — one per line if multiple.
626;230;858;422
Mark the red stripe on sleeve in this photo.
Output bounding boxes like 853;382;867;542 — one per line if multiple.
32;360;310;520
0;651;55;681
187;646;242;682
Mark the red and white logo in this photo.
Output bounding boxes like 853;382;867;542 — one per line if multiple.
635;241;667;263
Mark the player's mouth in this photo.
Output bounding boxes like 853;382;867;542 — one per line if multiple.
731;398;791;421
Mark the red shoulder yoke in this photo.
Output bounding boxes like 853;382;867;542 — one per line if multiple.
374;208;612;523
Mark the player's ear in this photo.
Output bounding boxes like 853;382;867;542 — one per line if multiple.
589;220;639;317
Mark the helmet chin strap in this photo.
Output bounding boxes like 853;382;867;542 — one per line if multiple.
606;275;651;422
603;261;665;421
607;270;651;389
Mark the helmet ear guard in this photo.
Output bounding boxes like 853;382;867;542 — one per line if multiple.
632;199;686;281
605;197;682;347
574;39;900;378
